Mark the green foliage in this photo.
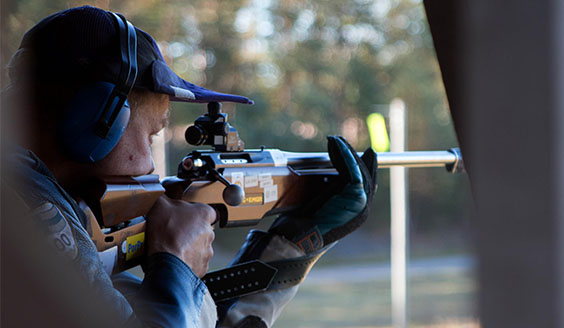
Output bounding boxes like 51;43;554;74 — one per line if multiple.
1;0;472;233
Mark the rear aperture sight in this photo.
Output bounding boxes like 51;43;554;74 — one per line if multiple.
185;102;244;152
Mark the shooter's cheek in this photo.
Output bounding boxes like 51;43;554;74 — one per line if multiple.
133;142;156;176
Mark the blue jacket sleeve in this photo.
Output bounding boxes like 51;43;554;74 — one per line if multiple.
121;253;208;328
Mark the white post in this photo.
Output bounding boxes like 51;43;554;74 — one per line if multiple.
151;128;168;178
389;98;409;328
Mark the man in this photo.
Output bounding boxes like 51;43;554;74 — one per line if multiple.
2;6;376;327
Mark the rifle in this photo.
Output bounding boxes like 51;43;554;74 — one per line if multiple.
81;102;464;274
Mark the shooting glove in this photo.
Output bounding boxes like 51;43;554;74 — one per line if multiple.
216;136;377;328
269;135;377;250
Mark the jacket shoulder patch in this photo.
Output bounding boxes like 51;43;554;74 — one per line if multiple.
31;202;78;260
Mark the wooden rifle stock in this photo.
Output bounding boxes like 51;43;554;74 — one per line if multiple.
80;175;164;274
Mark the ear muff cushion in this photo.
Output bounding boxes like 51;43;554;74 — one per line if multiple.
59;81;130;163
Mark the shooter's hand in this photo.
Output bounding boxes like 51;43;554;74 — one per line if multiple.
269;136;378;250
145;195;216;277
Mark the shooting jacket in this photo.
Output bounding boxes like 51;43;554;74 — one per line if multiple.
4;146;215;327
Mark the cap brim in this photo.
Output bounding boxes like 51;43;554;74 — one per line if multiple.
150;60;254;105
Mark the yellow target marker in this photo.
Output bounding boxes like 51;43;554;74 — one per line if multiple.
366;113;390;152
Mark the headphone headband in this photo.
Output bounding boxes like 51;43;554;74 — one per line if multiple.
94;12;137;138
110;12;137;93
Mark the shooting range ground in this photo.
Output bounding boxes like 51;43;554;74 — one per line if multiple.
277;265;477;328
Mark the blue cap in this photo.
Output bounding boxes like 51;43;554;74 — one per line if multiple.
18;6;254;105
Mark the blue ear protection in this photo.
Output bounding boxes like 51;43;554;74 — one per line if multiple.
59;12;138;163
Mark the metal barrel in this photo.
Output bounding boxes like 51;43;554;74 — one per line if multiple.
282;148;463;171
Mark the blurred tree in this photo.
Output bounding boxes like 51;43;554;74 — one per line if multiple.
1;0;471;242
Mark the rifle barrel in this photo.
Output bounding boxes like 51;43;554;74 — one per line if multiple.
373;150;459;168
282;148;463;171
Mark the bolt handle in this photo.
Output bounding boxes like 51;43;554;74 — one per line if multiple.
222;184;245;206
209;167;245;206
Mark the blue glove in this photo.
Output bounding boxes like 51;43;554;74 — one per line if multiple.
269;136;378;252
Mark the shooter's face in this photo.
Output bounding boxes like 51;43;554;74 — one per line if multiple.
92;90;170;177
